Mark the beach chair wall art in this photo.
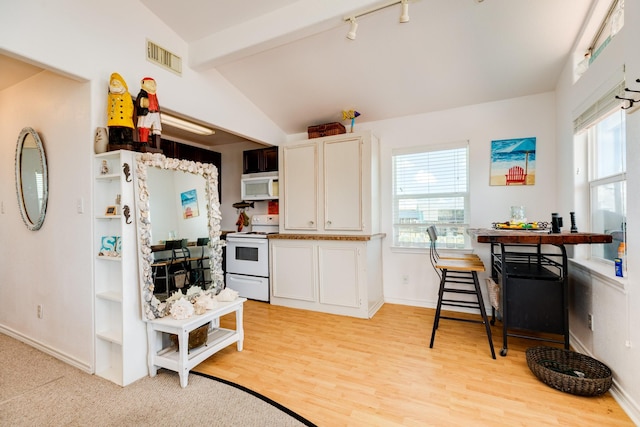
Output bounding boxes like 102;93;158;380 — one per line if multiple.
490;137;536;186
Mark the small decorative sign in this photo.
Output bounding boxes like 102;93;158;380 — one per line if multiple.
105;205;117;216
99;235;121;257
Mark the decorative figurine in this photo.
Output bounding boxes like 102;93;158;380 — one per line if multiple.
342;109;361;133
106;73;135;147
94;127;108;154
100;160;110;175
570;211;578;233
136;77;162;148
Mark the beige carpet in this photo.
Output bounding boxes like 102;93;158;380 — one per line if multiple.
0;333;315;426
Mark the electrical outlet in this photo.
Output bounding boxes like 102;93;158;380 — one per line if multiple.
402;274;409;285
588;313;593;331
37;304;43;319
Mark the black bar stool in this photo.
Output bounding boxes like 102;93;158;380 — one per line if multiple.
427;226;495;359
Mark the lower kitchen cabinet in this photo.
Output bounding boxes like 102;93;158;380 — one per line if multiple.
269;235;384;318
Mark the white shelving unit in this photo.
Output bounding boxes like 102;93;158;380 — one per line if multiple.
93;150;147;386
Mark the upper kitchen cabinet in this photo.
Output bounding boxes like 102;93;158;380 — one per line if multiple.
279;131;380;235
243;146;278;174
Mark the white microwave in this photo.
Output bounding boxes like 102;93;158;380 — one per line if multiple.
241;172;279;200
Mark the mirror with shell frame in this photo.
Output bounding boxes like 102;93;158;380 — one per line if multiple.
15;127;48;231
134;153;224;320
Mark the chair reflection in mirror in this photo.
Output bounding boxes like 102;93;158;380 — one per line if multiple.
189;237;211;287
151;239;191;298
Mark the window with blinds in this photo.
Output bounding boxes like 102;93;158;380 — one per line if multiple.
587;109;626;262
392;142;470;249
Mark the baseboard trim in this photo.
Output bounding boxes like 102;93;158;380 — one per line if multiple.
0;325;92;374
570;333;639;425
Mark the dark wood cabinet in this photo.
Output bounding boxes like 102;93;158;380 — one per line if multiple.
243;146;278;174
160;138;222;200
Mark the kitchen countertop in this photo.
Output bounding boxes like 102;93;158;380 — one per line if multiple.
268;233;386;241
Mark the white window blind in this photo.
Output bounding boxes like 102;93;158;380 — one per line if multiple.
573;81;625;134
392;142;469;248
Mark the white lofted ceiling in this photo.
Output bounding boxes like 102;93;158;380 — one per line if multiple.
140;0;594;136
1;1;596;146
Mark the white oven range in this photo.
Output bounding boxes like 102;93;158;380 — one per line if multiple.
225;214;278;302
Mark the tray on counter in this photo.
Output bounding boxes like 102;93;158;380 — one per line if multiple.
492;221;549;231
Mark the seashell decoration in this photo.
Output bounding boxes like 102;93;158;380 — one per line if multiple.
195;293;218;310
217;288;239;302
135;153;224;320
170;297;195;320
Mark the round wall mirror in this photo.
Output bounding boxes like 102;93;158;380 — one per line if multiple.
15;127;48;231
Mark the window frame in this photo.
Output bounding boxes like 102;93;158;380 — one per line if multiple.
391;141;470;250
586;108;626;262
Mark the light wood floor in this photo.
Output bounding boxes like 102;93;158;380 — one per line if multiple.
194;301;633;427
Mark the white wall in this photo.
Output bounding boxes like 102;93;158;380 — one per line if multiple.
553;1;640;421
0;1;285;147
0;71;93;369
0;0;284;370
354;93;558;307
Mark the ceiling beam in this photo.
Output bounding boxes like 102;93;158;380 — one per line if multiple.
188;0;383;69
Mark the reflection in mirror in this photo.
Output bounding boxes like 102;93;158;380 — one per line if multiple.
15;127;48;231
135;153;224;320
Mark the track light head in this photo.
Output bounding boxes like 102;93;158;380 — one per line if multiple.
400;0;409;23
346;18;358;40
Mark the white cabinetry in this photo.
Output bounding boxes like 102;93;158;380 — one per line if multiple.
280;131;380;235
270;236;384;318
93;151;147;386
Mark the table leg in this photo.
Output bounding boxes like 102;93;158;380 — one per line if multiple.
178;329;189;388
146;323;158;377
236;304;244;351
500;243;509;357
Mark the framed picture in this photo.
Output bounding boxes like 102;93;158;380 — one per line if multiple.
490;137;536;186
180;189;200;219
105;205;117;216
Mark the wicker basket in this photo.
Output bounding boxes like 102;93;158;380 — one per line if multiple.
526;346;612;396
307;122;346;139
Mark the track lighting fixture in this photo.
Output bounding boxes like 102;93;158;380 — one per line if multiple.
400;0;410;23
344;0;411;40
346;17;358;40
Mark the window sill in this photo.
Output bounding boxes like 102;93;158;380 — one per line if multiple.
568;257;627;292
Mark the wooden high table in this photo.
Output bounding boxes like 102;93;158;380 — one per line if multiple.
467;228;612;356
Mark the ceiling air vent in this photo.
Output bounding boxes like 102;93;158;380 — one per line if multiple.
146;40;182;75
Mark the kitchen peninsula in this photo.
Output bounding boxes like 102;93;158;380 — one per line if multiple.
269;233;385;318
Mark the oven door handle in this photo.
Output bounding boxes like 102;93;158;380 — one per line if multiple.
226;237;269;244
